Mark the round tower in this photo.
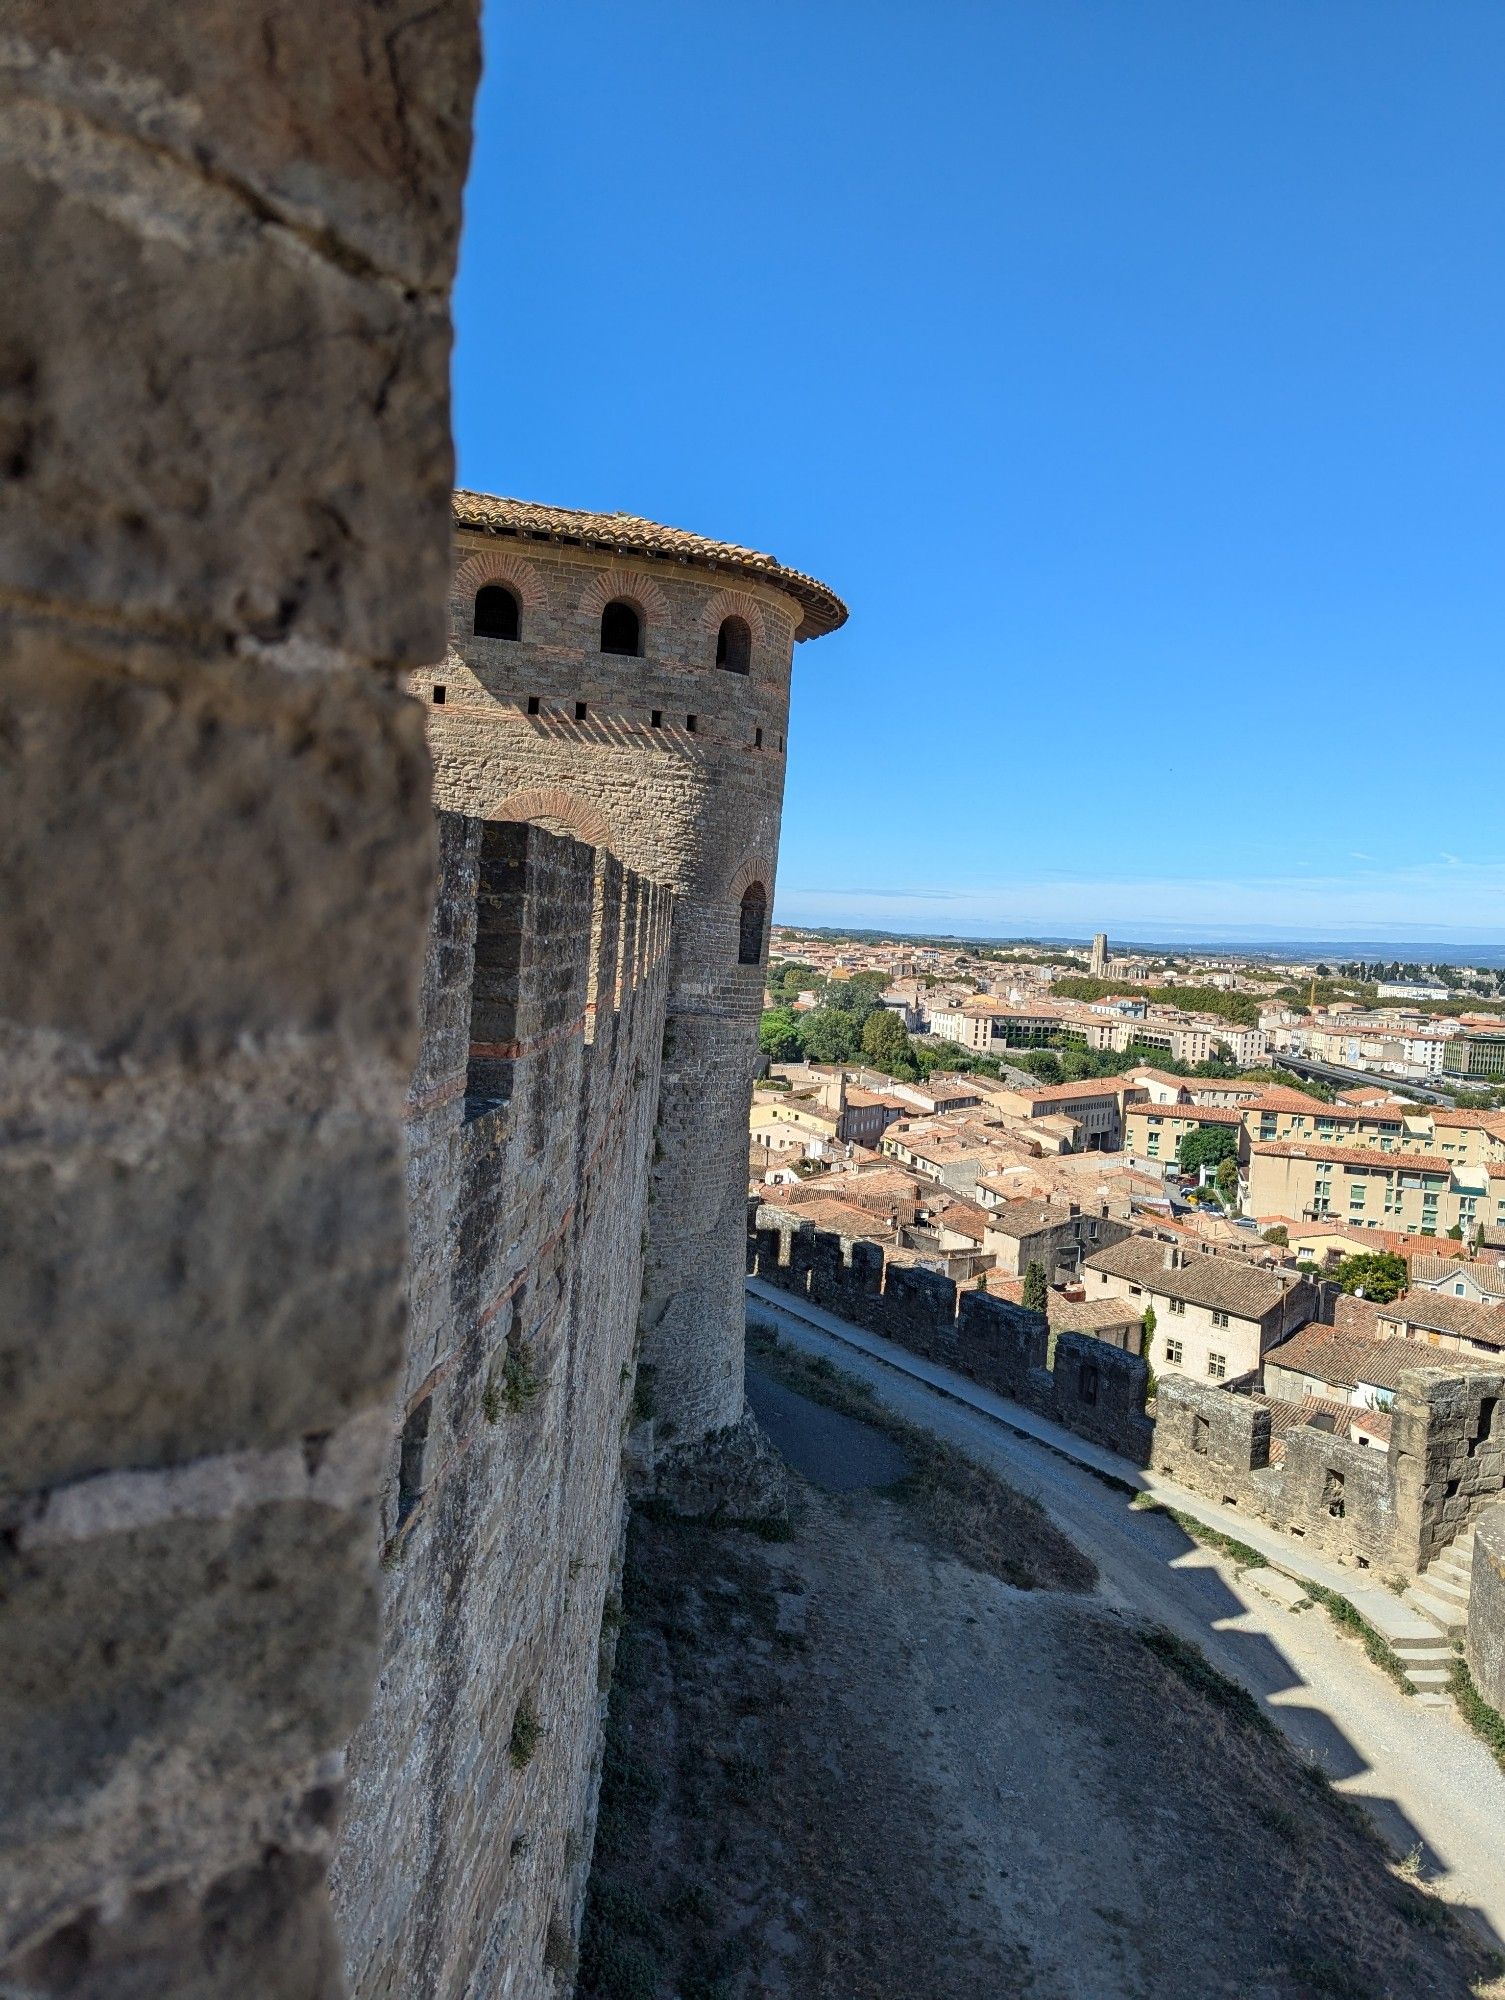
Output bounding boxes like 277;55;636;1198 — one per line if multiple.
417;493;846;1467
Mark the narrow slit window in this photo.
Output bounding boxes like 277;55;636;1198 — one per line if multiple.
432;684;447;705
686;714;697;734
527;695;541;716
650;709;662;728
754;727;763;749
575;700;588;721
396;1395;432;1529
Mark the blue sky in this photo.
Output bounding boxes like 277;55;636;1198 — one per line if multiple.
454;2;1505;945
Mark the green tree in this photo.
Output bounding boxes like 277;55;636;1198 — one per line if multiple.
800;1008;860;1064
860;1007;913;1073
1141;1302;1157;1352
758;1007;804;1063
1178;1125;1239;1175
1331;1251;1408;1303
1215;1155;1240;1208
1262;1225;1289;1247
1021;1261;1048;1314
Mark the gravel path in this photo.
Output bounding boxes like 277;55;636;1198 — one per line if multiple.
747;1280;1505;1954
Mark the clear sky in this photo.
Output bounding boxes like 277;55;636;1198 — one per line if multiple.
454;1;1505;946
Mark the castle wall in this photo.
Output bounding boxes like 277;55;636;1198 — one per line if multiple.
334;816;668;2000
749;1205;1155;1467
332;818;671;1998
1468;1509;1505;1714
418;537;806;1449
0;9;476;1993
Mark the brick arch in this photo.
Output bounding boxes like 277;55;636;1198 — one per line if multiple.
728;854;774;906
455;546;545;614
492;785;615;852
702;587;769;657
576;566;671;631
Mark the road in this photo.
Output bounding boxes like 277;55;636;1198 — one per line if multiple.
746;1280;1505;1949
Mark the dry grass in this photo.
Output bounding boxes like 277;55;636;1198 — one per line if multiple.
747;1321;1095;1592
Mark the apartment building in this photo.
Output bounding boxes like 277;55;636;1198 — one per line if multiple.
1083;1237;1318;1384
1124;1101;1247;1174
1247;1140;1501;1240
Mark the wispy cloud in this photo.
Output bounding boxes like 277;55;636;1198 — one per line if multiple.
775;857;1505;943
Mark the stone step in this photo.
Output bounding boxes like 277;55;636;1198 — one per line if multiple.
1404;1584;1468;1637
1402;1666;1453;1691
1389;1630;1451;1658
1420;1569;1471;1606
1413;1691;1454;1710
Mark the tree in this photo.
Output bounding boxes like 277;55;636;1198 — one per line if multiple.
1331;1251;1408;1303
800;1007;859;1064
1262;1225;1289;1247
1215;1155;1240;1208
1021;1261;1048;1314
1178;1125;1239;1175
1446;1223;1465;1242
758;1007;804;1063
1141;1302;1157;1349
860;1007;913;1074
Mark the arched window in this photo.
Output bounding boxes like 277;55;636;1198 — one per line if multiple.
600;599;641;656
715;615;751;673
738;881;767;966
474;584;520;640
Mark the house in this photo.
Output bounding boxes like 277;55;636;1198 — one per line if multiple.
980;1198;1128;1281
1410;1254;1505;1305
1083;1235;1318;1385
1262;1325;1420;1410
1372;1291;1505;1360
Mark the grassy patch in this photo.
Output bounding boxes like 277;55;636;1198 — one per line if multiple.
747;1323;1094;1591
486;1344;545;1420
1451;1654;1505;1773
508;1693;542;1769
1130;1494;1268;1571
1303;1584;1413;1696
1137;1625;1277;1740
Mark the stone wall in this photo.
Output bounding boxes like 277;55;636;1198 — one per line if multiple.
419;526;824;1459
749;1204;1155;1467
1468;1508;1505;1714
1;7;477;1993
1155;1367;1505;1577
333;817;672;1998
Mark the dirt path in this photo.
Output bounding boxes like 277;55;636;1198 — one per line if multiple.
578;1340;1497;2000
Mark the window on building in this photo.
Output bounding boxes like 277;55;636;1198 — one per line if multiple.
574;700;588;721
431;684;446;704
1168;1297;1185;1315
738;882;767;966
716;615;752;673
1165;1338;1184;1366
1323;1467;1345;1518
754;726;763;748
526;695;540;716
600;599;641;656
474;584;520;640
1207;1352;1227;1380
1211;1309;1229;1328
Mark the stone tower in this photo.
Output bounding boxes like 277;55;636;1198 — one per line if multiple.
418;493;846;1470
1090;931;1109;978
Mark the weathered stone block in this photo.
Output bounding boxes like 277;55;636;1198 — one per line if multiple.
0;625;433;1060
1;1114;406;1493
0;163;455;661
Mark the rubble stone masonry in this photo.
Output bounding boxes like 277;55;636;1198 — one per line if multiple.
0;7;478;1995
332;816;672;1998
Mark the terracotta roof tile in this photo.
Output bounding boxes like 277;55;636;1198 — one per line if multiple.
452;490;847;639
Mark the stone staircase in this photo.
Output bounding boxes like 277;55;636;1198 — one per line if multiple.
1397;1525;1477;1702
